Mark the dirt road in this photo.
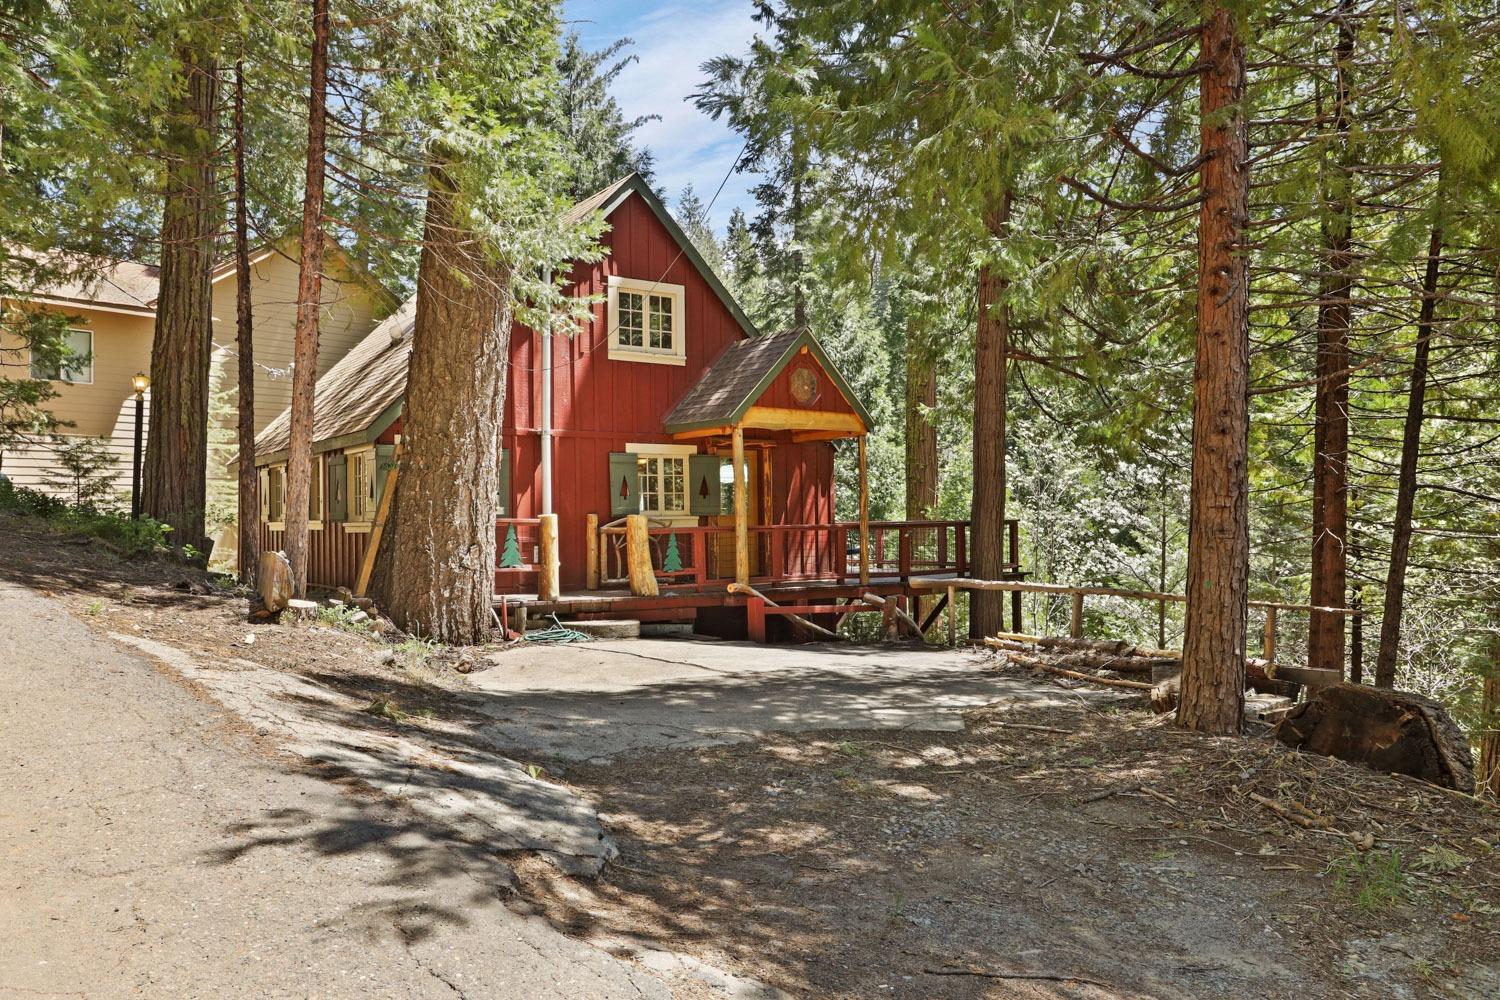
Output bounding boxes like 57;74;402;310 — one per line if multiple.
0;580;667;999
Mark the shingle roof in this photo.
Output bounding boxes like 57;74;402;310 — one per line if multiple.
252;297;416;460
15;247;160;314
249;175;791;465
662;327;873;433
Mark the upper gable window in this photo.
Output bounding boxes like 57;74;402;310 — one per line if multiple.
607;275;685;366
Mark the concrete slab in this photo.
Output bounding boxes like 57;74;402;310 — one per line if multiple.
468;638;1125;761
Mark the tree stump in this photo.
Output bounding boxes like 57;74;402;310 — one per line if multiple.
257;551;293;614
1275;684;1475;793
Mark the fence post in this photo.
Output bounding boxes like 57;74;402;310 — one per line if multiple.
538;513;560;602
1070;592;1084;639
898;528;912;581
1262;606;1277;662
946;585;957;647
585;513;599;590
747;596;767;643
1008;519;1020;570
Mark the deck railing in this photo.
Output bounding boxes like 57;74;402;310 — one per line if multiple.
494;517;542;589
594;517;1021;591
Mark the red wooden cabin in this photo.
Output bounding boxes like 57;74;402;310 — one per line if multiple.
252;175;1017;637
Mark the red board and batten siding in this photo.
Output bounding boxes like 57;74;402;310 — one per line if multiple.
501;191;837;592
280;189;841;594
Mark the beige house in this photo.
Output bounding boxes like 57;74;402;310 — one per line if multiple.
2;240;395;561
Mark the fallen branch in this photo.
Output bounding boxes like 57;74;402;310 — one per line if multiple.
999;649;1153;691
922;966;1112;988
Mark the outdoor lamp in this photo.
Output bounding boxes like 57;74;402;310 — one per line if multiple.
132;372;150;396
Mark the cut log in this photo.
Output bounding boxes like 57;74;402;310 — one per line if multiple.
1276;684;1475;793
1150;675;1180;714
257;551;293;613
1006;651;1153;692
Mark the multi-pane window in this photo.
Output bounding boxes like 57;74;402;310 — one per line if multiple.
308;457;322;524
637;455;686;514
266;465;285;523
648;294;673;350
608;277;684;363
618;290;645;347
350;450;374;522
31;328;93;383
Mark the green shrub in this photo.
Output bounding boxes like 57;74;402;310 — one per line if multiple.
0;479;171;557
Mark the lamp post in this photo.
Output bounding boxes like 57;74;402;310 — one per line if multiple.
130;372;149;519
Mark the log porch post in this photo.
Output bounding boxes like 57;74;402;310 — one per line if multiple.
858;434;870;587
733;423;749;586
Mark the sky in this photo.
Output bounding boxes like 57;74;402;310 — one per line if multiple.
560;0;762;234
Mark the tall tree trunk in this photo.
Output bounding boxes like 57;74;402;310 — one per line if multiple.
1179;5;1250;734
1375;221;1443;688
969;193;1010;639
232;59;258;586
143;47;219;554
370;165;511;644
1481;659;1500;798
283;0;330;597
1309;0;1355;677
904;324;937;521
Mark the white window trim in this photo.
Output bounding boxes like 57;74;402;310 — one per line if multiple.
607;275;686;366
344;446;376;530
625;442;696;523
32;327;94;384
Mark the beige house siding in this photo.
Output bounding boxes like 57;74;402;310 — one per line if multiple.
0;303;154;503
206;247;390;563
5;245;389;565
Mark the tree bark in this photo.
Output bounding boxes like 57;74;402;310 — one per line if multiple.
1178;5;1250;735
370;165;511;644
143;46;218;553
1481;662;1500;798
1308;0;1355;678
969;193;1010;639
904;323;938;521
282;0;330;597
232;59;258;586
1375;221;1443;688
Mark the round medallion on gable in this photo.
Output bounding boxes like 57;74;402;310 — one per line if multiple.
790;366;820;407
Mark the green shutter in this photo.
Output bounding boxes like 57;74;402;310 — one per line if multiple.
373;444;397;506
497;449;511;517
608;451;639;517
688;454;720;516
327;454;347;522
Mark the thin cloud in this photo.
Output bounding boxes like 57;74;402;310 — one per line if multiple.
564;0;761;232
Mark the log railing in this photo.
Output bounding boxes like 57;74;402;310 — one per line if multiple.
592;517;1020;590
910;576;1364;680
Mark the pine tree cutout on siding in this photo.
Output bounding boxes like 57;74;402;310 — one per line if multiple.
662;533;683;573
500;524;522;568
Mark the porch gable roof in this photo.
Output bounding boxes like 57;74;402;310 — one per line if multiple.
662;327;873;435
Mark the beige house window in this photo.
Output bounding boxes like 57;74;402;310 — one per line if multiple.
607;276;685;365
31;328;93;384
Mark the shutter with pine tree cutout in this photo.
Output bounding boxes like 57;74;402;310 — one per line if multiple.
608;452;639;517
326;454;347;522
688;454;721;516
496;449;511;517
